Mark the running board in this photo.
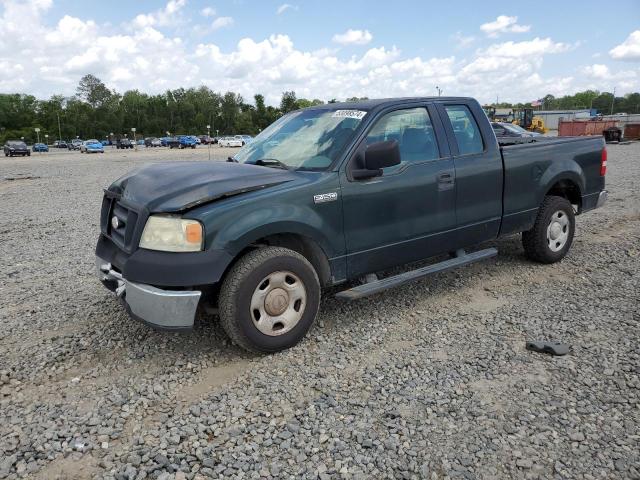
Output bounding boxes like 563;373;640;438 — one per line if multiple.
335;248;498;301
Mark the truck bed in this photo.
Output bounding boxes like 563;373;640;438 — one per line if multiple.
500;136;606;235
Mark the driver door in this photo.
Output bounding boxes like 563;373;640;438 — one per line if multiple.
339;104;457;277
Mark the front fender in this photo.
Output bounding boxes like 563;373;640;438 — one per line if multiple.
213;204;337;259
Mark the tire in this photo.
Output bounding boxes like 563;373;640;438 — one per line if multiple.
522;195;575;264
26;152;30;156
219;247;321;353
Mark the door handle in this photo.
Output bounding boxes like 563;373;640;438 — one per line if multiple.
438;172;455;190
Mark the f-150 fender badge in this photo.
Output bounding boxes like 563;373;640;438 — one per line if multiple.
313;192;338;204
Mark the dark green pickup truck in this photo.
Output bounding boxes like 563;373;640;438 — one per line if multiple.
96;97;607;352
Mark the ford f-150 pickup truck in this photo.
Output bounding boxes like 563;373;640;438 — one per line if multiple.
96;97;607;353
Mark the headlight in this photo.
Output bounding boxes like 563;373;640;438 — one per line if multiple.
139;215;204;252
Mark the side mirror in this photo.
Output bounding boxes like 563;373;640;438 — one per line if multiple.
352;140;401;180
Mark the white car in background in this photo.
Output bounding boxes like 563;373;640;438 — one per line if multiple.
218;136;243;147
235;134;253;146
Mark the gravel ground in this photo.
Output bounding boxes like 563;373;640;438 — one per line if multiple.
0;143;638;480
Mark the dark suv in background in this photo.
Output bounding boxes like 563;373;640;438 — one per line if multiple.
4;141;30;157
116;138;134;149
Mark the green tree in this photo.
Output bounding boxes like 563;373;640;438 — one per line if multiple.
280;91;299;113
76;74;112;108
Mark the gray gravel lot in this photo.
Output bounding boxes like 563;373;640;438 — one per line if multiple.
1;143;638;480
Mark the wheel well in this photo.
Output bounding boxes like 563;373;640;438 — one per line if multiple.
546;179;582;212
249;233;332;286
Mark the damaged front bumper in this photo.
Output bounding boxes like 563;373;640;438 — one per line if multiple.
96;257;201;330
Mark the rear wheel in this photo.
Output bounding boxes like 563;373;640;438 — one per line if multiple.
522;195;575;264
219;247;321;353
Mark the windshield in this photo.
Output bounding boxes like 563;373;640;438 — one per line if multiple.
503;124;529;134
234;108;367;170
87;139;99;143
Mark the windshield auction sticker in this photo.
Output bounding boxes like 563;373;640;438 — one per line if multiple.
332;110;367;120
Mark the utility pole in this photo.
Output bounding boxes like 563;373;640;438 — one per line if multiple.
610;87;616;115
57;112;62;142
207;124;211;161
436;86;442;97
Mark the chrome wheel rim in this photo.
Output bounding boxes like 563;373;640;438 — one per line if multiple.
250;271;307;336
547;210;570;252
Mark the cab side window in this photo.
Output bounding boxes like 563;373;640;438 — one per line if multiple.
365;107;439;166
445;105;484;155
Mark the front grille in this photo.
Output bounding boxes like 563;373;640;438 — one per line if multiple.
100;192;141;252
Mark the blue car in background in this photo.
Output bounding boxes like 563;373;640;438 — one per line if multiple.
160;136;173;146
32;143;49;152
81;139;104;153
178;135;197;149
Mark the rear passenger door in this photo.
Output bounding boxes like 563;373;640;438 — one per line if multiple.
437;102;503;245
340;104;457;277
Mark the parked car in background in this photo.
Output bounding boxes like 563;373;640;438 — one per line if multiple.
218;136;243;147
80;139;104;153
137;139;145;146
32;143;49;152
236;135;253;146
178;135;198;149
198;135;213;145
168;135;197;149
160;136;175;147
68;139;83;150
4;140;30;157
101;140;110;146
116;138;134;149
145;137;162;147
53;140;68;149
491;122;542;145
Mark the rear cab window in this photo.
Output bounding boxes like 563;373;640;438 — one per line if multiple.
444;105;484;155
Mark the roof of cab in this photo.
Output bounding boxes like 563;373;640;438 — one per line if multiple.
304;97;475;112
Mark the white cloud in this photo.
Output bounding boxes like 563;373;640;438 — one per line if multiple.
609;30;640;61
276;4;297;14
480;15;530;38
211;16;234;30
332;29;373;46
132;0;187;28
201;7;216;17
481;37;571;58
0;0;638;105
451;31;475;49
582;63;637;81
582;64;611;79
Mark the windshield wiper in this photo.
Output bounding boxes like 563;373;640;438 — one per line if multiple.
254;158;290;170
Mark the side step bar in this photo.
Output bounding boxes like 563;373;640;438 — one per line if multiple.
335;248;498;301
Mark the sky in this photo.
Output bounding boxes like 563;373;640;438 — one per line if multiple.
0;0;638;105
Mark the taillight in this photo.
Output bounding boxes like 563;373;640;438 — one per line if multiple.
600;147;607;176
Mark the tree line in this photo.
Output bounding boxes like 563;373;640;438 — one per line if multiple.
491;90;640;114
1;74;639;144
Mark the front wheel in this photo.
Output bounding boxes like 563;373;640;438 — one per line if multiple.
522;195;575;264
218;247;321;353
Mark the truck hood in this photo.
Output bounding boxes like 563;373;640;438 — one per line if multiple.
109;161;298;212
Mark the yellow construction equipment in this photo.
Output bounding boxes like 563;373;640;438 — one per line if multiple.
512;108;548;134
